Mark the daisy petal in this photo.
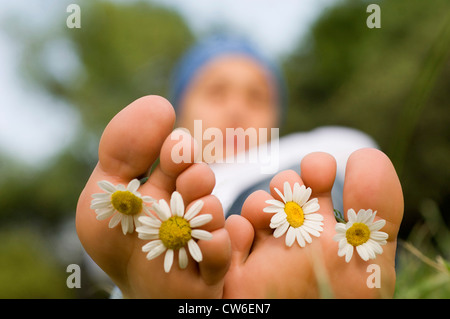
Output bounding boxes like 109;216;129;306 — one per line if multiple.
91;193;111;200
299;227;312;243
138;232;160;240
263;206;283;213
189;214;213;228
360;209;373;224
369;219;386;231
283;182;293;202
153;200;171;221
370;230;389;241
191;229;213;241
142;239;164;252
305;213;324;222
367;239;384;255
171;191;184;217
127;179;140;193
164;249;174;273
138;216;161;228
356;245;370;261
273;221;289;238
270;211;287;225
145;242;166;260
285;227;296;247
178;247;188;269
338;238;348;249
142;196;155;203
187;239;203;262
273;187;286;203
333;233;345;242
109;213;122;228
302;198;320;214
292;183;302;203
344;245;353;263
303;225;321;238
136;226;160;235
95;208;115;220
347;209;357;223
296;228;306;247
97;180;117;193
297;186;312;206
265;199;285;208
303;220;323;233
90;201;112;210
127;216;134;233
121;215;130;234
184;200;204;221
335;222;347;233
133;215;142;228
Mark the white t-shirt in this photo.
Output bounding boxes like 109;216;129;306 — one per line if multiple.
209;126;378;215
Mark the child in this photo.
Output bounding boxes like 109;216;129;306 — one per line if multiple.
76;34;403;298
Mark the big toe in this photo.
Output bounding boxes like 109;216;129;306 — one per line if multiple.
343;148;404;240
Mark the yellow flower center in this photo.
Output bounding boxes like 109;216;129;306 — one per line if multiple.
285;201;304;228
111;191;143;216
159;216;192;250
346;222;371;246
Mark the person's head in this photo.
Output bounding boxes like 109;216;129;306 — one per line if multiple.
170;34;286;162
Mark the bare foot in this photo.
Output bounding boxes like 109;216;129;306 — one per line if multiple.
224;150;403;298
76;96;231;298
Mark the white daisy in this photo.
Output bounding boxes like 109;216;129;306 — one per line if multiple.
333;209;388;263
136;191;213;273
90;179;154;235
263;182;323;247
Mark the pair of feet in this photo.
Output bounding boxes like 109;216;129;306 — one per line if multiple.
76;96;404;298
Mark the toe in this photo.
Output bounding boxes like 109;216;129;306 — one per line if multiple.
225;215;254;265
145;129;200;196
176;162;216;205
300;152;337;195
241;190;274;231
76;95;175;278
343;148;404;240
186;194;225;231
186;194;230;287
269;169;303;202
98;95;175;181
197;228;231;286
300;152;337;230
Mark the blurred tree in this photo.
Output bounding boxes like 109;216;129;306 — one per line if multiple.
283;0;450;233
21;0;194;136
1;0;194;226
0;0;194;298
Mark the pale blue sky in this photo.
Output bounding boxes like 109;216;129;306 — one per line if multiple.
0;0;335;167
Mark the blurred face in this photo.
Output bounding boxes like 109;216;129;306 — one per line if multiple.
177;55;279;162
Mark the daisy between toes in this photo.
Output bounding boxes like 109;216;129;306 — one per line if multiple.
263;182;324;247
333;209;388;263
90;180;213;273
90;179;154;235
136;191;213;273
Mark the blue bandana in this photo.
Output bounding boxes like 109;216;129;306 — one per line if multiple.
169;34;287;122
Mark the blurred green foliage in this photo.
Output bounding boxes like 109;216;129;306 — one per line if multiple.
0;0;449;298
395;199;450;298
0;0;194;298
283;0;450;232
0;225;75;298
